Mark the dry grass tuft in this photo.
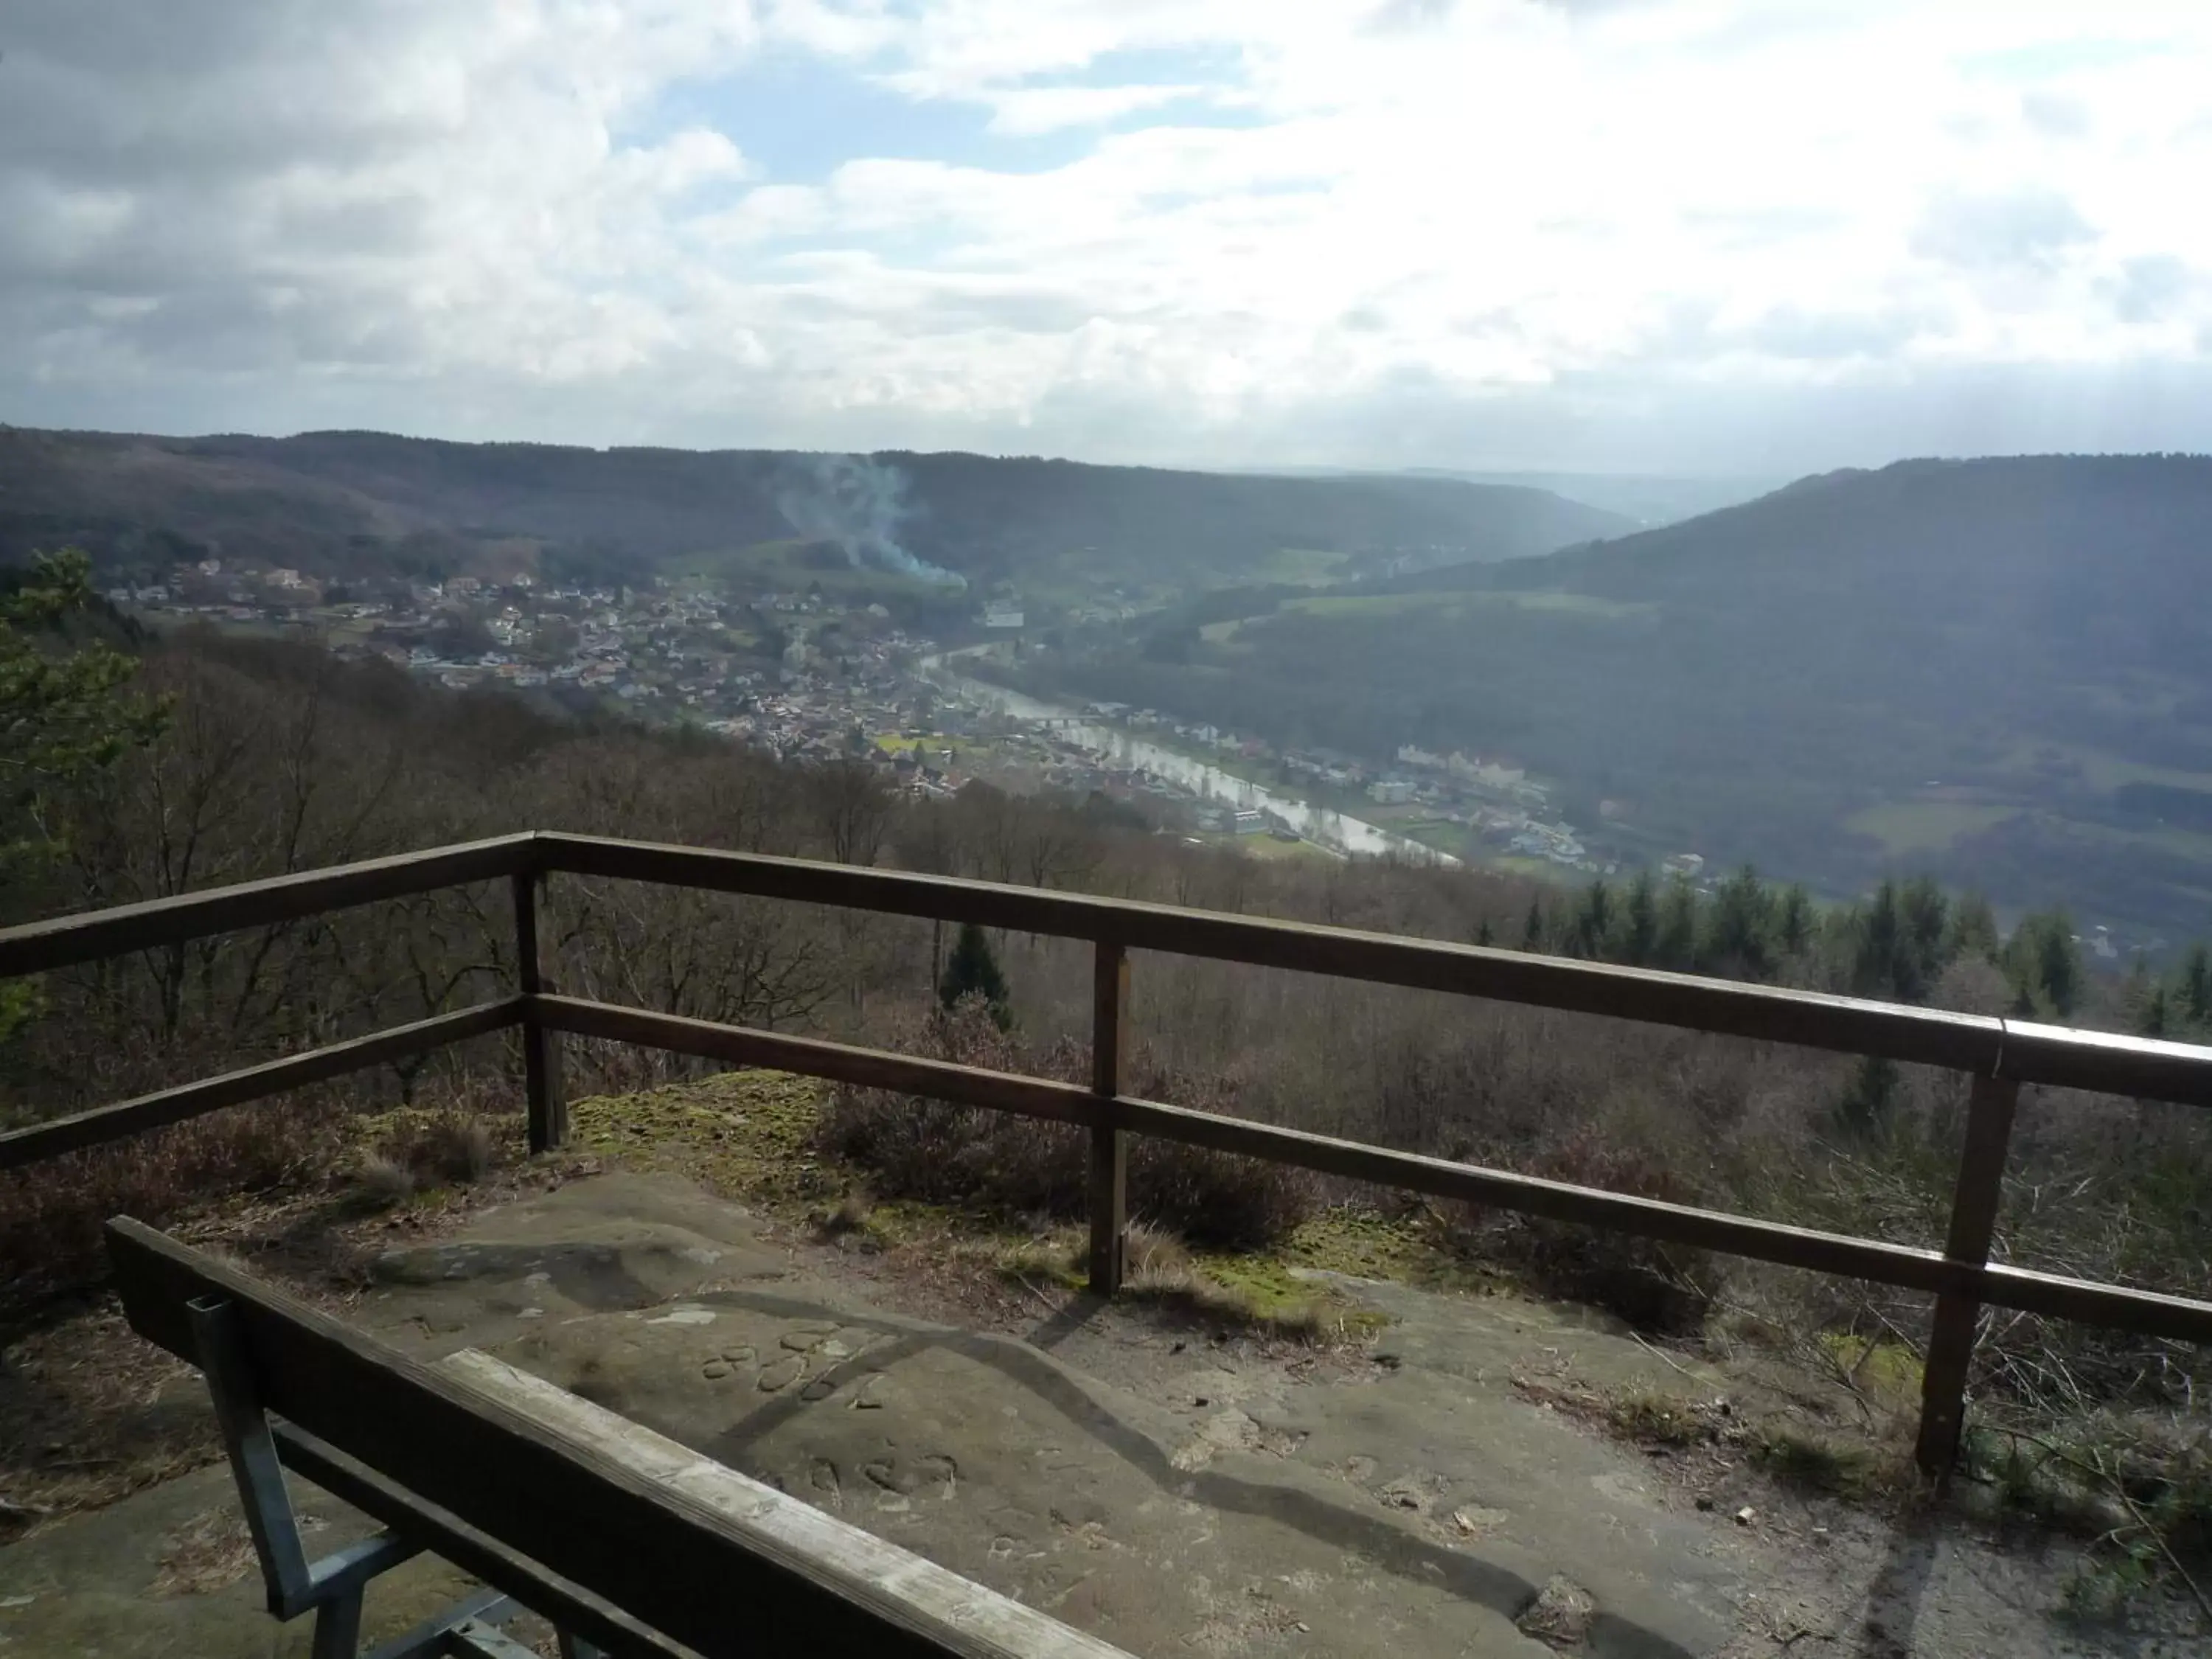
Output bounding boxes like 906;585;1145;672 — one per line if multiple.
810;1187;875;1238
352;1153;416;1210
150;1506;257;1596
386;1112;497;1189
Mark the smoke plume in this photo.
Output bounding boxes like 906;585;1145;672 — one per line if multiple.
772;454;966;587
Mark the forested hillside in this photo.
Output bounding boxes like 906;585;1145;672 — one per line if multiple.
1023;456;2212;936
0;426;1629;594
0;578;2204;1546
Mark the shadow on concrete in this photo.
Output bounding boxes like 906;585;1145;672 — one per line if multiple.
1023;1291;1108;1352
678;1286;1698;1659
1857;1514;1937;1659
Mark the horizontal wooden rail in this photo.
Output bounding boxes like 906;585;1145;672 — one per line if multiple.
530;994;2212;1346
7;832;2212;1113
536;833;2212;1104
536;995;1101;1127
0;833;535;981
0;998;528;1171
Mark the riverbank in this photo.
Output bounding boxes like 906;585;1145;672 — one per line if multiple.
923;653;1459;866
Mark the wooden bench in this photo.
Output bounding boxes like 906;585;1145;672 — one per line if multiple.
105;1217;1135;1659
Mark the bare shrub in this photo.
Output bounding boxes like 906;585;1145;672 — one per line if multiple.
818;997;1315;1246
0;1098;334;1321
395;1113;495;1187
1124;1055;1316;1248
1453;1127;1717;1335
351;1155;415;1210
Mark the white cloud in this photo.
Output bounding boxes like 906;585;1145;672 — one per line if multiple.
982;84;1211;136
6;0;2212;470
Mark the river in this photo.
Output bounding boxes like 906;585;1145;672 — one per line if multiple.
924;655;1458;866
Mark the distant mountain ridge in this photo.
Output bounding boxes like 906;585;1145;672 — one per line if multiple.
1388;454;2212;663
0;426;1632;588
1026;453;2212;935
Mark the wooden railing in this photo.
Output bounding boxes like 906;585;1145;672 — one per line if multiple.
5;830;2211;1478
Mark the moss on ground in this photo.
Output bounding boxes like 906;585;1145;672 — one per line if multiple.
562;1069;1423;1340
569;1069;830;1203
1278;1206;1470;1284
1815;1332;1924;1411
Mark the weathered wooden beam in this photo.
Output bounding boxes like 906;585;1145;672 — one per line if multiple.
521;995;2212;1340
105;1220;1135;1659
0;834;536;981
1994;1018;2212;1103
531;995;1104;1129
0;999;527;1170
511;872;567;1155
271;1424;687;1659
1088;942;1130;1296
535;833;2036;1078
444;1351;1135;1659
1916;1074;2023;1476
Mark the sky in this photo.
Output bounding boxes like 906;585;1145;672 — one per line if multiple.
5;0;2212;476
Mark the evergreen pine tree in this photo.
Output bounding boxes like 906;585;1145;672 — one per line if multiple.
2181;944;2212;1029
1520;897;1545;952
1896;877;1950;1003
1655;876;1700;970
1851;880;1903;998
1572;879;1612;959
2003;910;2082;1018
939;922;1011;1028
1704;866;1775;981
1944;892;2001;963
1775;884;1814;960
0;549;168;1041
1620;869;1658;966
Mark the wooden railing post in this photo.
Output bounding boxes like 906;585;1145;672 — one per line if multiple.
1914;1071;2020;1478
512;869;568;1154
1088;941;1130;1296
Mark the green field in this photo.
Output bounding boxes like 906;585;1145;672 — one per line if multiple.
1284;589;1652;623
1843;801;2021;856
1250;548;1354;586
1994;740;2212;797
1202;832;1335;863
1287;592;1439;619
1396;820;1470;857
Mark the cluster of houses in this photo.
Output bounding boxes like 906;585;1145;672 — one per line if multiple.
113;560;957;755
111;554;1717;882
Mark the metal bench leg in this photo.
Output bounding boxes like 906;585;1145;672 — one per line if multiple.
191;1295;536;1658
311;1588;366;1659
190;1295;314;1614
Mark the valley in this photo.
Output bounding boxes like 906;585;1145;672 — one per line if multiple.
1008;456;2212;945
16;428;2212;945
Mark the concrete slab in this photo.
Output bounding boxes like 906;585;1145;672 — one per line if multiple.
2;1172;2191;1658
0;1461;510;1657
